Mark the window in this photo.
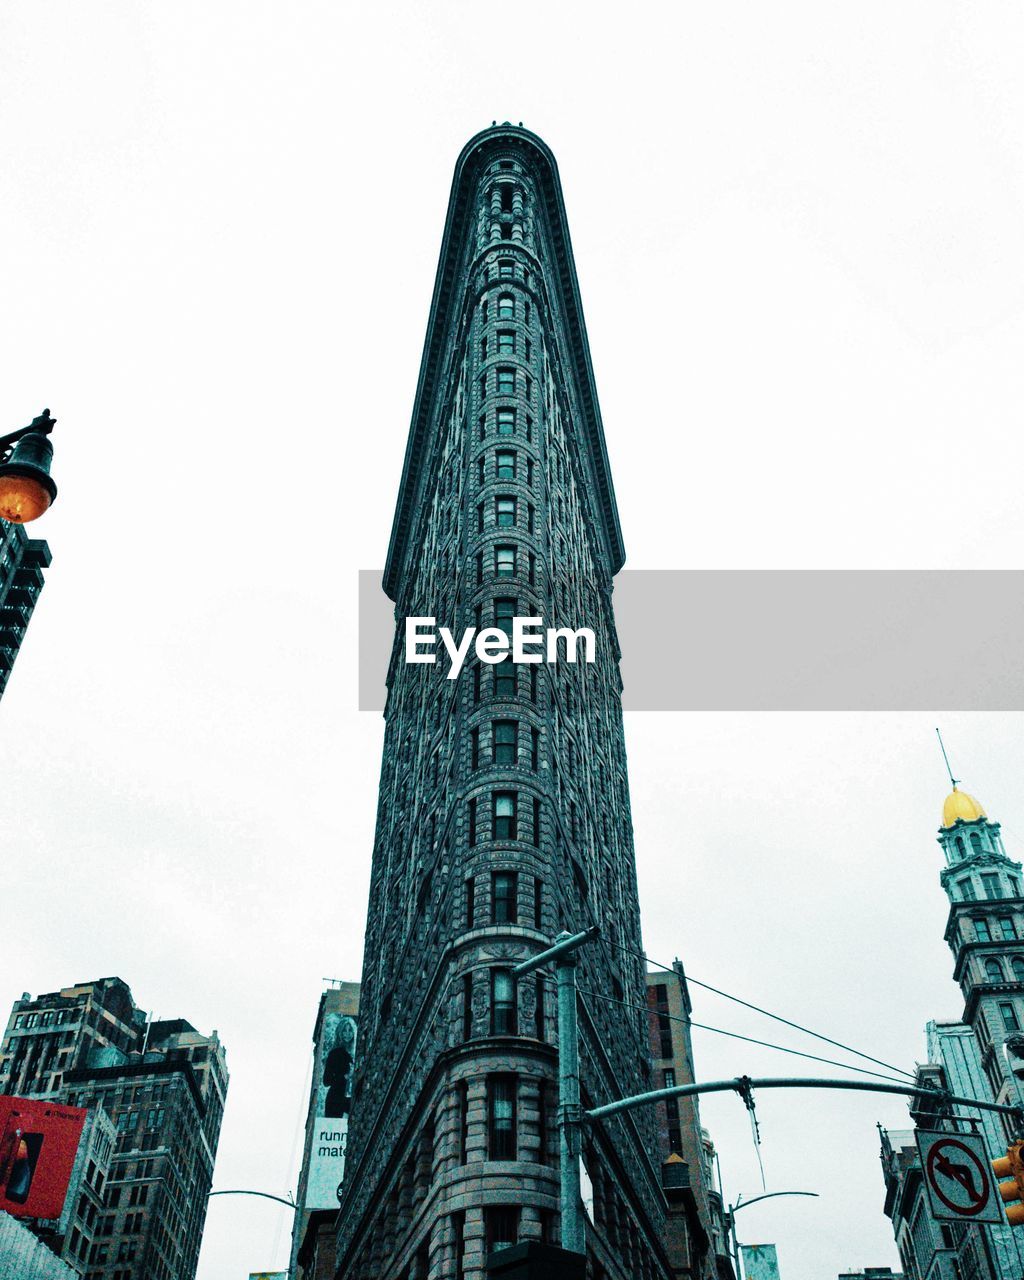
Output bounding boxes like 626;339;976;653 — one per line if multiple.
486;1206;519;1251
471;727;480;768
454;1209;466;1280
497;407;515;435
496;546;515;577
527;502;535;534
958;878;977;901
493;720;517;765
527;457;534;488
1013;958;1024;983
500;185;514;213
480;336;488;360
469;798;477;846
1000;1002;1020;1031
481;294;488;323
463;976;473;1040
976;919;992;941
495;660;516;698
497;368;515;395
493;871;518;923
499;259;514;279
534;877;543;928
479;413;486;441
529;552;536;587
983;874;1004;900
477;502;484;533
495;598;516;635
663;1068;676;1089
498;331;515;354
531;727;540;770
465;877;475;928
488;1075;517;1159
498;294;514;319
496;496;516;528
493;792;517;840
533;797;541;846
492;970;517;1034
986;959;1004;982
496;451;516;480
476;551;484;586
1001;918;1017;940
971;831;984;854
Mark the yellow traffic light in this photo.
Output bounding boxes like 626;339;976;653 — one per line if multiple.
992;1144;1024;1226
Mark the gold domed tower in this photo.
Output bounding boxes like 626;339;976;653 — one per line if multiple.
937;768;1024;1131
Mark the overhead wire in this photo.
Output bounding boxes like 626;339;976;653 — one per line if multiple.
576;985;913;1085
599;934;918;1082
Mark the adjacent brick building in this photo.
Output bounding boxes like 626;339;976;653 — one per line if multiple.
0;977;227;1279
335;124;671;1279
646;968;732;1279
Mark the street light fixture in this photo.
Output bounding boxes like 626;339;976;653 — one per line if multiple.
727;1191;819;1280
0;410;58;524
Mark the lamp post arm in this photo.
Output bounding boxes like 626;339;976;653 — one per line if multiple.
731;1191;819;1214
207;1189;297;1210
0;410;56;456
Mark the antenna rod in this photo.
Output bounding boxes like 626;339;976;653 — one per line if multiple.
936;727;959;789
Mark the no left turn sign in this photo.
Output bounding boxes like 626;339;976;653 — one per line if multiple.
916;1129;1004;1225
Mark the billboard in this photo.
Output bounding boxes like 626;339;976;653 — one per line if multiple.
0;1095;87;1220
306;1115;348;1210
303;1005;357;1211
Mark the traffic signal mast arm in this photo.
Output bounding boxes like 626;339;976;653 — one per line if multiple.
584;1075;1024;1127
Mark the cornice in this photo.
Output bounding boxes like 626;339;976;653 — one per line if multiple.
383;125;626;601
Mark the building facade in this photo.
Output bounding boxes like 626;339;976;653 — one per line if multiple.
879;784;1024;1280
646;968;732;1280
335;124;669;1279
0;978;228;1280
291;982;360;1280
0;518;51;697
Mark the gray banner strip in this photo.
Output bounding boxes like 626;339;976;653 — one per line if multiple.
359;570;1024;711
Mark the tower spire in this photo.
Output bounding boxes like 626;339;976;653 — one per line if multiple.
936;726;959;790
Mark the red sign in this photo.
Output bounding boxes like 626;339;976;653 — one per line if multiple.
0;1095;87;1220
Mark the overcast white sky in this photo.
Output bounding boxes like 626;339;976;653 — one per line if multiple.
2;3;1024;1277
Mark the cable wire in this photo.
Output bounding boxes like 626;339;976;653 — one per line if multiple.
576;985;913;1084
601;935;918;1082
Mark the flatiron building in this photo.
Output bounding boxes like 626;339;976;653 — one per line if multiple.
337;124;670;1279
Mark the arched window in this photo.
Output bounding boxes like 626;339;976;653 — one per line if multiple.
955;836;966;858
985;959;1004;983
1012;957;1024;984
971;831;983;854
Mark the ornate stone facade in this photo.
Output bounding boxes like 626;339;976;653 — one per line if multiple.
334;125;669;1279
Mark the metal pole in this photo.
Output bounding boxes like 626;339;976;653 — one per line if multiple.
514;926;598;1258
557;946;585;1255
728;1204;741;1280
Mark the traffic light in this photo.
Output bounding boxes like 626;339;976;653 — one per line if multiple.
992;1142;1024;1225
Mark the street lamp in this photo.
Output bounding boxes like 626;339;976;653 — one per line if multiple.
726;1191;819;1280
0;410;58;524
